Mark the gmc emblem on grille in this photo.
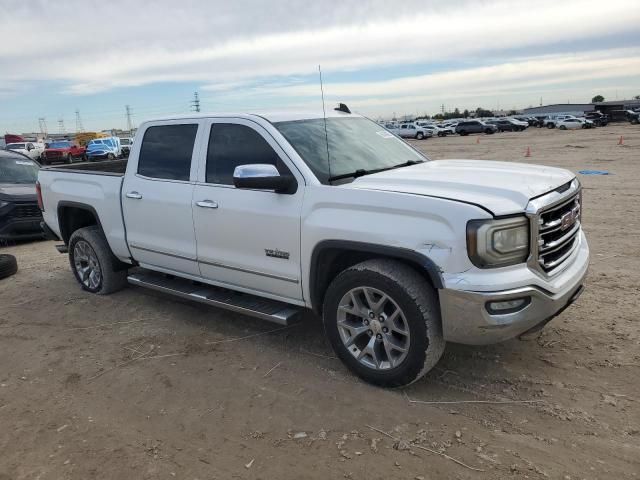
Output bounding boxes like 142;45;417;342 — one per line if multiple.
560;208;578;231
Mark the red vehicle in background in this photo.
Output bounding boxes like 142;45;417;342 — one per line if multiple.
41;141;86;165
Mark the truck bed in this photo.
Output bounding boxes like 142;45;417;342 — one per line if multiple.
43;159;127;176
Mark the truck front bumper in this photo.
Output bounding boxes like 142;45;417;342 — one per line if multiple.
439;237;589;345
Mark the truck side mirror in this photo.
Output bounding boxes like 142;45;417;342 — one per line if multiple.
233;164;296;194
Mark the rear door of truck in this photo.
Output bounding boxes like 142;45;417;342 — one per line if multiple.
121;120;205;276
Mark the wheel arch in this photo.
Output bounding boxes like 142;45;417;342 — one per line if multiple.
309;240;443;315
57;201;103;245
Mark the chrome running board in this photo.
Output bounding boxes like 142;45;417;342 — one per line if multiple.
127;271;302;325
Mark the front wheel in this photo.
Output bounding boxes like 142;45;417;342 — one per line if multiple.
560;125;567;130
66;154;74;164
323;259;445;388
416;132;424;140
107;153;115;160
458;130;467;136
69;226;127;295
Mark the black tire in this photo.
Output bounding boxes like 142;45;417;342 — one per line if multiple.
547;123;555;129
416;132;424;140
458;130;467;136
66;153;73;164
82;153;88;162
322;259;445;388
107;153;115;160
68;226;127;295
560;125;567;130
485;129;494;134
0;254;18;280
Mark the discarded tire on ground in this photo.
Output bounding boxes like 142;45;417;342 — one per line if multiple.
0;254;18;280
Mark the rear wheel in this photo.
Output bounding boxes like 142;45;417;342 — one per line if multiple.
68;226;127;295
323;259;445;387
547;123;555;129
560;125;567;130
107;153;115;160
458;130;467;136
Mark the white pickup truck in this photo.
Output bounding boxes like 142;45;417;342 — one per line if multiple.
37;109;588;387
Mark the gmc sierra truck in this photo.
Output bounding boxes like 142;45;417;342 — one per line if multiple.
37;110;588;387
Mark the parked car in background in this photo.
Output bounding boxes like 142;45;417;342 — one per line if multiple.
437;122;457;135
5;142;45;161
556;118;587;130
585;111;608;126
487;119;525;132
0;150;43;241
416;122;449;137
385;123;432;140
545;115;579;128
38;109;588;387
86;137;121;161
508;118;529;129
120;137;134;156
455;120;497;135
41;141;86;165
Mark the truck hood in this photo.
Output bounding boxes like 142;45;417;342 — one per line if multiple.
0;182;37;202
348;160;575;215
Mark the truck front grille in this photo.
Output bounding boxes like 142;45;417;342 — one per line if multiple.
535;190;581;273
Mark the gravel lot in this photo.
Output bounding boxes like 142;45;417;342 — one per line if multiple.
1;124;639;479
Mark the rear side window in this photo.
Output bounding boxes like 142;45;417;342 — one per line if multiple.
206;123;281;185
138;124;198;181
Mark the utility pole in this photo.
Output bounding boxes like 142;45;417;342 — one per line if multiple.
191;91;200;113
125;105;133;132
75;109;84;133
58;118;66;134
38;118;48;137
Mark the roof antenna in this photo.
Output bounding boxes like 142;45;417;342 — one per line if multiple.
318;64;332;181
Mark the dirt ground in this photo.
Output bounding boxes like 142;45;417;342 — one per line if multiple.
1;124;639;480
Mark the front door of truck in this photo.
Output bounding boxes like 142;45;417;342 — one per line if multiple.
192;119;304;302
122;121;203;276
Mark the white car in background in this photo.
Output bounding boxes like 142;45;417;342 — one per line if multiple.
437;122;457;135
508;118;529;129
5;142;44;161
385;122;432;140
556;118;587;130
416;122;449;137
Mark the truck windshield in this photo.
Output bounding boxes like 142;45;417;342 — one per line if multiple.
274;117;427;184
0;157;39;184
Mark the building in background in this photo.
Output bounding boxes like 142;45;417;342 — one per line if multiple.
524;99;640;120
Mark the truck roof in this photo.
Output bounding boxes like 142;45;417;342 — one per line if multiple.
144;110;356;124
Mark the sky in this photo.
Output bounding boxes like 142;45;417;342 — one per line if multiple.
1;0;639;133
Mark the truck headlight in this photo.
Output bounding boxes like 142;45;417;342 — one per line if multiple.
467;217;529;268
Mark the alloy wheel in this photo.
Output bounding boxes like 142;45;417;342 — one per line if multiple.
73;240;102;290
336;286;410;370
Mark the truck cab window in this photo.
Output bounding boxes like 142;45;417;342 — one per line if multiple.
206;123;282;185
137;124;198;181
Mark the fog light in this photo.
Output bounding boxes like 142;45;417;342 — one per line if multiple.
486;297;530;314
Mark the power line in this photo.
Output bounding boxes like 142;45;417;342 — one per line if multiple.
38;118;48;136
125;105;133;131
75;109;84;133
191;91;201;113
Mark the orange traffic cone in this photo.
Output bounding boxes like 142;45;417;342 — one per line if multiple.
525;146;531;157
618;135;624;145
476;137;480;144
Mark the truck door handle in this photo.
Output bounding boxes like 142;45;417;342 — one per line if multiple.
126;191;142;199
196;200;218;209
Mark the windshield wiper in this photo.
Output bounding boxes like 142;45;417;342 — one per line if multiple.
328;160;424;182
